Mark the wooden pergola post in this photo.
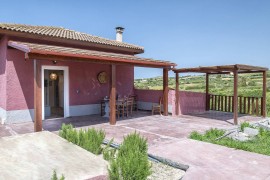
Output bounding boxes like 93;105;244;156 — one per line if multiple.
34;59;42;132
262;71;267;117
233;69;239;125
205;73;209;111
163;68;169;116
175;73;179;116
110;64;116;125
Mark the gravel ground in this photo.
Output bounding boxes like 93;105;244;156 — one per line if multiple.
147;161;185;180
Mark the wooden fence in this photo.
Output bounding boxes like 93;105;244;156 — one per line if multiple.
207;94;263;116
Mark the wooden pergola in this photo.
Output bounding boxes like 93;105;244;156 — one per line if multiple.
9;41;176;132
173;64;268;125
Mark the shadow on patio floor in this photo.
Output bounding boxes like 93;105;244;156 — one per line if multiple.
43;111;154;131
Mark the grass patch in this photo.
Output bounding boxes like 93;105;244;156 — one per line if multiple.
189;128;270;156
240;122;250;131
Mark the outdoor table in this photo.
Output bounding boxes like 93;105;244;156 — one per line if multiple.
101;97;133;118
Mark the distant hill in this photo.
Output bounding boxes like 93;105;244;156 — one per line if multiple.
135;71;270;97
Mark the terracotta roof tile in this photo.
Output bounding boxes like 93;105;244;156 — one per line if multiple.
8;41;175;67
0;23;144;51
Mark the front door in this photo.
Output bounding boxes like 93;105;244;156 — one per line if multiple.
42;66;69;120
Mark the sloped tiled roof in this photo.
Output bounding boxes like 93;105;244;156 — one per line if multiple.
0;23;144;51
8;41;175;67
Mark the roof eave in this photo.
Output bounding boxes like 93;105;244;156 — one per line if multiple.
25;51;174;68
1;29;144;54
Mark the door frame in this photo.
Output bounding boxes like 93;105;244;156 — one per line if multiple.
41;65;69;120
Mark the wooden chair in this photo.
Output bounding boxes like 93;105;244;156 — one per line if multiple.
129;95;138;111
116;99;125;118
124;97;133;117
152;97;163;115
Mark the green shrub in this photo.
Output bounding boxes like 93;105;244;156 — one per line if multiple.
83;128;105;154
59;123;73;139
59;124;78;144
59;124;105;155
103;139;116;161
51;170;57;180
51;170;65;180
103;148;116;161
108;159;120;180
108;132;151;180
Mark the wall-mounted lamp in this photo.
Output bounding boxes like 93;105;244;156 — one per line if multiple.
50;73;57;80
52;60;57;64
230;72;234;75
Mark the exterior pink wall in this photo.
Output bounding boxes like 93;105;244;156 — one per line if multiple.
134;89;174;104
134;89;163;103
6;49;34;110
0;36;8;110
5;47;134;110
134;89;206;115
116;65;134;97
177;91;206;115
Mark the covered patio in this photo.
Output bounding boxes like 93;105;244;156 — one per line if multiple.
8;41;176;132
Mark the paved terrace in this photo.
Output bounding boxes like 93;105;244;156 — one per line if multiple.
1;111;270;179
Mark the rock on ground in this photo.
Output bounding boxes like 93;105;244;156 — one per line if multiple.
243;127;259;137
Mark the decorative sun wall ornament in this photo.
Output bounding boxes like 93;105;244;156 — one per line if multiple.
50;73;58;80
98;71;107;84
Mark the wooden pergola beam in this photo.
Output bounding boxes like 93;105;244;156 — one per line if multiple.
173;64;268;74
163;68;169;116
109;64;116;125
34;59;42;132
262;71;267;117
206;73;209;111
209;70;265;75
236;64;268;71
233;69;239;125
175;73;179;116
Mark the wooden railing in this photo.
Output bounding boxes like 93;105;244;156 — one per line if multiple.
207;94;263;116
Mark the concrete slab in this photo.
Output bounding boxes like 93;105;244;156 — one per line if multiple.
0;131;107;180
148;139;270;180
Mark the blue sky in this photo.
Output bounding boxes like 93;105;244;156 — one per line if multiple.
1;0;269;78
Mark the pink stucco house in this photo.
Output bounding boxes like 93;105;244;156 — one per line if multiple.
0;23;177;131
